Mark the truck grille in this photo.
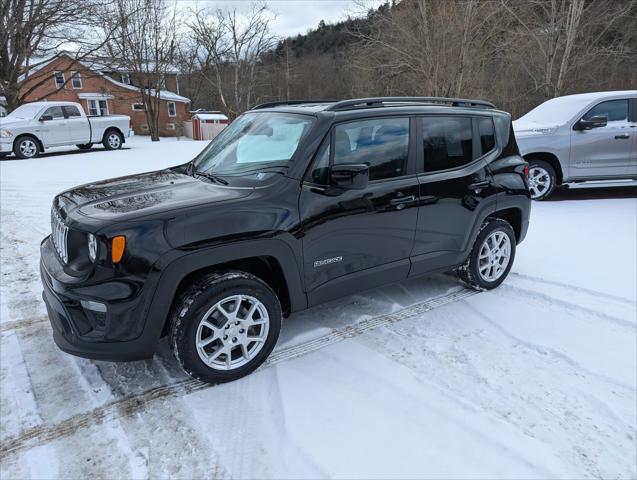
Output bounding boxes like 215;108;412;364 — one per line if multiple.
51;209;69;263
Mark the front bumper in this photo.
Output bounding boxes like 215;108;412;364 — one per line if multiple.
40;236;160;361
0;139;12;153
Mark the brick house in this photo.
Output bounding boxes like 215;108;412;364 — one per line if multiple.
18;53;190;136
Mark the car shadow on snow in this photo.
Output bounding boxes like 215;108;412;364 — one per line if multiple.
0;147;131;161
547;184;637;201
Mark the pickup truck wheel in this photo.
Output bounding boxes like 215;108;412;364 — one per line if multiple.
103;130;123;150
77;143;93;150
528;160;556;200
170;271;282;384
457;219;516;291
13;136;40;159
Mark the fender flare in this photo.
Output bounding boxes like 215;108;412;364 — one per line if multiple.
141;238;307;343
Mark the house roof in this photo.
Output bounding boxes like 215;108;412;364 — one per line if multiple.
19;52;190;103
193;113;229;120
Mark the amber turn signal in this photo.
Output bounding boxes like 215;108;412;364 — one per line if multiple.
111;236;126;263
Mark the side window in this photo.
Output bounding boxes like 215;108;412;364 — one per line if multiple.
334;117;409;181
582;99;628;122
477;117;495;154
62;106;81;118
422;116;473;172
43;106;64;120
309;136;330;185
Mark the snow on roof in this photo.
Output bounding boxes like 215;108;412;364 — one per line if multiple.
515;90;637;125
192;113;228;120
102;75;190;103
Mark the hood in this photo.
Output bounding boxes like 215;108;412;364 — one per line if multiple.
0;118;29;129
56;168;253;226
512;119;561;136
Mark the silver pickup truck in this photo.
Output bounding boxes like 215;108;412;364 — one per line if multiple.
514;90;637;199
0;101;132;159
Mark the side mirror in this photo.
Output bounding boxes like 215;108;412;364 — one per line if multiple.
330;164;369;190
575;115;607;130
39;115;53;122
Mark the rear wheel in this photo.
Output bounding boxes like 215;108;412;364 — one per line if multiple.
13;136;40;159
457;219;516;290
528;160;556;200
103;130;123;150
170;271;282;384
77;143;93;150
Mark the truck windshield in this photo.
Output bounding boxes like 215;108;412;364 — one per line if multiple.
193;112;315;176
5;103;44;120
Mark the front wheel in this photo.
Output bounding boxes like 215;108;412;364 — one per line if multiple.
103;130;123;150
170;271;282;384
13;136;40;159
528;160;556;200
457;219;516;290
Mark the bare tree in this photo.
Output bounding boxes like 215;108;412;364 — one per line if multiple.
0;0;113;110
186;3;276;118
101;0;179;141
500;0;634;99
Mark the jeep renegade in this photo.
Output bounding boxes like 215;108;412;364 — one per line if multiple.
40;97;531;384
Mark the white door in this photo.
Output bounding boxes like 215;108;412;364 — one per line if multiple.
38;106;70;146
63;105;91;144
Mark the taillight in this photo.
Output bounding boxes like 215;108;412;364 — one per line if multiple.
523;165;529;178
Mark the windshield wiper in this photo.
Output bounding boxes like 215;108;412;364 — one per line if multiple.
193;169;228;185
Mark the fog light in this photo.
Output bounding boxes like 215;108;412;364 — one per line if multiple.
80;299;107;313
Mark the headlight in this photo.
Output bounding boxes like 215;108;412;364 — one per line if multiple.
0;129;13;138
88;233;98;262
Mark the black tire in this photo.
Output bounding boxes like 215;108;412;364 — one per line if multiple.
77;143;93;150
170;271;282;384
102;130;123;150
457;218;516;291
528;159;556;200
13;135;40;159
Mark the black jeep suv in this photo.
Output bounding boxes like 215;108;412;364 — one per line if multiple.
40;97;530;383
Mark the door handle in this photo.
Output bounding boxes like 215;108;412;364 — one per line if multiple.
615;134;630;139
390;195;415;205
469;180;490;189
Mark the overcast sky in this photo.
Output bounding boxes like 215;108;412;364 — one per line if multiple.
181;1;382;38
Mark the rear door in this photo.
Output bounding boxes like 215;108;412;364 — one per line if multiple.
38;106;69;146
411;114;498;276
299;116;419;305
570;98;633;179
63;105;91;144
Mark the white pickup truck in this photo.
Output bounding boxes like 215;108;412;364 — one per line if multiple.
0;101;132;159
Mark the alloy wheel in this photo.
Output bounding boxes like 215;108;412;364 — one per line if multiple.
19;139;37;157
528;166;551;199
195;295;270;371
478;231;512;282
108;133;121;149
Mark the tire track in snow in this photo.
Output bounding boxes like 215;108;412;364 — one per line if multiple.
509;272;635;305
0;287;479;459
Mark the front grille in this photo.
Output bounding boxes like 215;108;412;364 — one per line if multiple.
51;208;69;263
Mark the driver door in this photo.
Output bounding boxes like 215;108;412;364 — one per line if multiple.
570;98;633;179
299;117;419;306
38;106;70;147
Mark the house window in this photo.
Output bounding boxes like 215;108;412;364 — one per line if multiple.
71;71;82;89
121;73;131;85
131;103;146;111
54;71;65;89
87;99;109;116
167;101;176;117
158;75;166;89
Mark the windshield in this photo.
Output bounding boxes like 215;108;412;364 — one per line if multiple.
193;112;315;175
6;103;44;120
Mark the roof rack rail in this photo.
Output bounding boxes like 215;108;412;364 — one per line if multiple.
251;99;338;110
325;96;495;111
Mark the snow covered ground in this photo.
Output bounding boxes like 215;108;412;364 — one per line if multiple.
1;136;635;479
